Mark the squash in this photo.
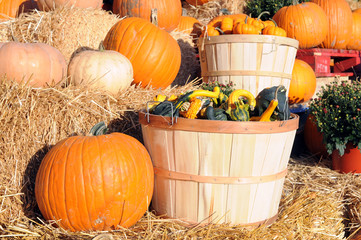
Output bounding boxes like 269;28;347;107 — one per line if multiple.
67;44;133;96
226;89;256;121
206;106;228;121
112;0;182;32
0;0;37;20
288;59;316;104
255;85;290;121
0;42;67;87
103;17;181;89
35;124;154;231
347;12;361;50
273;0;328;48
310;0;353;49
250;99;279;121
37;0;102;11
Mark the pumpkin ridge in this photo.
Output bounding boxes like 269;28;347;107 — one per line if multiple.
79;136;93;230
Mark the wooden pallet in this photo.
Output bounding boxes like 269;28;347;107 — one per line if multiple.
296;48;360;77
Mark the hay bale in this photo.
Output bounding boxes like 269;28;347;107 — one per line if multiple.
183;0;247;25
0;76;355;239
0;7;120;63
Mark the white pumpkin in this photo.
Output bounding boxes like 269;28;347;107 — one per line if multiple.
67;46;134;95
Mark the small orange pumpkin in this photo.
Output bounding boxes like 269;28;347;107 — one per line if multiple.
35;129;154;232
0;42;67;87
233;16;259;34
262;19;287;37
103;17;181;89
220;17;233;34
288;59;316;104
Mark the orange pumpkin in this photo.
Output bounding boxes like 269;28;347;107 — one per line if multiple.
347;12;361;50
273;1;328;48
355;8;361;14
35;131;154;232
304;114;328;157
112;0;182;32
185;0;209;6
0;0;37;20
103;17;181;89
262;19;287;37
175;16;201;35
0;42;67;87
37;0;102;11
207;14;248;28
310;0;353;49
288;59;316;104
67;45;134;95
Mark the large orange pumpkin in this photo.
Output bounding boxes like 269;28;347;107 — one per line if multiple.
288;59;316;104
67;46;134;95
0;0;37;20
103;17;181;89
35;131;154;232
310;0;353;49
37;0;102;11
0;42;67;87
273;1;328;49
355;8;361;14
112;0;182;32
347;12;361;50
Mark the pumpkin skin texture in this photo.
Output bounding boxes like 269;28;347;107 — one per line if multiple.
185;0;209;6
0;42;67;87
112;0;182;32
35;132;154;232
67;48;133;95
310;0;353;49
347;12;361;50
103;17;181;89
0;0;37;20
288;59;316;104
37;0;102;11
175;16;201;35
273;2;328;49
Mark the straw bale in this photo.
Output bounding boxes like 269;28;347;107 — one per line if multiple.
0;77;360;239
183;0;247;25
0;7;120;63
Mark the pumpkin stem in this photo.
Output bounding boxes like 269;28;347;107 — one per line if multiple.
257;11;270;21
89;121;108;136
292;0;299;5
214;27;224;35
269;18;278;27
98;41;106;52
151;8;158;27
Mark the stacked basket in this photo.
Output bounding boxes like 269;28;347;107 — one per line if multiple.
139;31;299;227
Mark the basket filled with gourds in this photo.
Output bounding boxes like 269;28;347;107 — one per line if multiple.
147;83;291;122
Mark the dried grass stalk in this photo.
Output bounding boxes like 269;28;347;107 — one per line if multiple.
0;7;120;63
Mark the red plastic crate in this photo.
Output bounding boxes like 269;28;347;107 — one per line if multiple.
296;48;360;77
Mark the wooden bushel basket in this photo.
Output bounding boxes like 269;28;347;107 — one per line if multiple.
139;110;299;227
198;35;299;97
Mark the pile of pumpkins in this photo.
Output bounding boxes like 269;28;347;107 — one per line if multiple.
1;0;361;233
